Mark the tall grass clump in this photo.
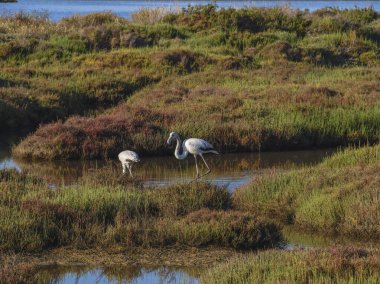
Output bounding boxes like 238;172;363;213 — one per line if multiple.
131;8;180;25
233;144;380;238
0;170;281;252
201;247;380;283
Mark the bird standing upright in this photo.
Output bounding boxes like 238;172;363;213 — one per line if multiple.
167;132;219;179
118;150;140;177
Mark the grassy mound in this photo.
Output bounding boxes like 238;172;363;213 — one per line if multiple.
0;6;377;158
13;67;380;159
0;170;281;252
233;144;380;238
201;247;380;283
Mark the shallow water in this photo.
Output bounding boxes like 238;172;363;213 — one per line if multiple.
1;146;335;190
1;0;379;21
36;265;199;284
282;226;379;251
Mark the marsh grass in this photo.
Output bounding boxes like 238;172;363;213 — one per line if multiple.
0;6;377;157
233;144;380;238
0;254;38;284
131;8;180;25
201;247;380;283
0;169;281;253
13;71;380;159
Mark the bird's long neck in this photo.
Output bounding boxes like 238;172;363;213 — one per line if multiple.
174;137;188;160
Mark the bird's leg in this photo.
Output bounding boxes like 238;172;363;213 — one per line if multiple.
127;162;134;178
199;154;211;178
194;155;200;179
122;162;127;174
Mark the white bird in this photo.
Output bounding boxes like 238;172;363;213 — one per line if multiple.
118;150;140;177
167;132;219;179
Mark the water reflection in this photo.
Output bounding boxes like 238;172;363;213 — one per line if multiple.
36;265;199;284
10;149;335;190
0;134;21;171
283;226;380;250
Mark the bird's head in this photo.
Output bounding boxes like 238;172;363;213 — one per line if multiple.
167;132;178;145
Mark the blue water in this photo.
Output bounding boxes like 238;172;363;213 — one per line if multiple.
59;268;198;284
37;266;199;284
1;1;379;21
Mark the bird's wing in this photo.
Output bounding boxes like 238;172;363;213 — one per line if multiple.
198;139;215;151
186;138;215;153
127;151;140;162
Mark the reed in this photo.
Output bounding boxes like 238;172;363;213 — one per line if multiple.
131;7;180;25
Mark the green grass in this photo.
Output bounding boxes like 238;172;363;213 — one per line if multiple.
201;247;380;283
0;7;377;158
0;169;281;252
233;144;380;238
12;67;380;159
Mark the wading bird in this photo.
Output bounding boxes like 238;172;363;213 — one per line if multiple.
167;132;219;179
118;150;140;177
